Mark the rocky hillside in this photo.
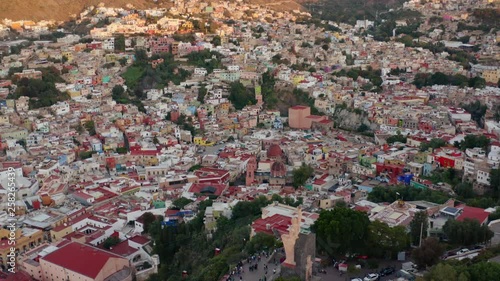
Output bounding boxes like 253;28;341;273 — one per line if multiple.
0;0;306;22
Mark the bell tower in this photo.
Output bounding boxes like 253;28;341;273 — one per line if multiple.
246;156;257;186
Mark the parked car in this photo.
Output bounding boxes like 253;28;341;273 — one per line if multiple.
363;273;380;281
379;266;396;276
351;278;363;281
457;248;470;255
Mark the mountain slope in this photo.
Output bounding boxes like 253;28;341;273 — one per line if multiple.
0;0;307;22
0;0;166;22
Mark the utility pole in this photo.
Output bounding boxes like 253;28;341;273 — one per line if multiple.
419;221;424;247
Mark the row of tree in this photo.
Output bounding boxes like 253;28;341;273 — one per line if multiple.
413;72;486;89
147;195;301;281
312;207;410;259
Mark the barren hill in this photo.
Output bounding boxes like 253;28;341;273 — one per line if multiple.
0;0;307;22
0;0;168;22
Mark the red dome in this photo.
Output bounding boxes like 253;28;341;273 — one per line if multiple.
267;144;283;158
271;161;286;177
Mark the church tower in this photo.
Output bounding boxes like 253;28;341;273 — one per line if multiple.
246;156;257;186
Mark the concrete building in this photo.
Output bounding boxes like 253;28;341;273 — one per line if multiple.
288;105;311;130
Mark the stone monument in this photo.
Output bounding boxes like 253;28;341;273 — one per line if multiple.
281;207;302;268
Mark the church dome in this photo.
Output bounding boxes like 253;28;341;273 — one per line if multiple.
271;161;286;177
267;144;283;158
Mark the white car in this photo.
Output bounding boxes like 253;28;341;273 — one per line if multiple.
364;273;380;281
457;248;470;255
351;279;363;281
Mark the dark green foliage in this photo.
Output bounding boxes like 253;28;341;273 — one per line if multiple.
490;168;500;199
12;67;69;109
148;196;280;281
413;237;444;269
367;186;449;204
115;34;125;52
116;147;127;154
244;232;279;255
103;236;121;249
386;131;407;144
413;73;485;89
410;211;429;246
84;120;96;136
457;134;490;151
454;182;475;200
292;163;314;188
228;81;256;110
292;89;323;115
420;138;447;152
270;194;303;207
334;67;383;91
79;151;95;160
367;220;410;259
197;84;207;103
312;0;408;25
188;164;202;172
312;207;371;256
172;198;193;209
442;218;494;246
425;260;500;281
185;50;224;73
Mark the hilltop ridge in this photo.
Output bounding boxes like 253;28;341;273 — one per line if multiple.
0;0;306;22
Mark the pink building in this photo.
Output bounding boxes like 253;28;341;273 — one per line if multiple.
288;105;311;129
23;242;132;281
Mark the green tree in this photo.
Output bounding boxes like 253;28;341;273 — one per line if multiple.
228;81;256;110
386;131;407;144
410;211;429;246
103;236;121;249
212;35;221;46
197;84;207;103
115;34;126;52
442;218;493;246
140;212;157;233
172;197;193;209
413;237;444;269
490;168;500;199
312;207;370;256
292;163;314;188
367;220;409;258
420;138;447;152
459;134;490;151
118;57;128;66
84;120;96;136
461;101;487;126
245;232;278;254
425;263;460;281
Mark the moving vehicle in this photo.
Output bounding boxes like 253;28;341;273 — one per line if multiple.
350;278;363;281
457;248;470;255
363;273;380;281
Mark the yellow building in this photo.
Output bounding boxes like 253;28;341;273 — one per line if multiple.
61;51;73;63
0;228;45;267
482;69;500;84
193;136;215;146
292;75;305;85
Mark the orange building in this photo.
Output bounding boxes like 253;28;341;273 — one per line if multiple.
288;105;311;129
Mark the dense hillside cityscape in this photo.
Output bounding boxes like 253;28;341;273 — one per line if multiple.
0;1;499;281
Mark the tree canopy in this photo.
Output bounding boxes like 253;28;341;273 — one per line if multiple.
442;218;493;246
292;163;314;188
410;211;429;246
413;237;444;269
312;207;371;256
228;81;256;110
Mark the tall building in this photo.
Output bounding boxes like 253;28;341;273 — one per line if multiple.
288;105;311;129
